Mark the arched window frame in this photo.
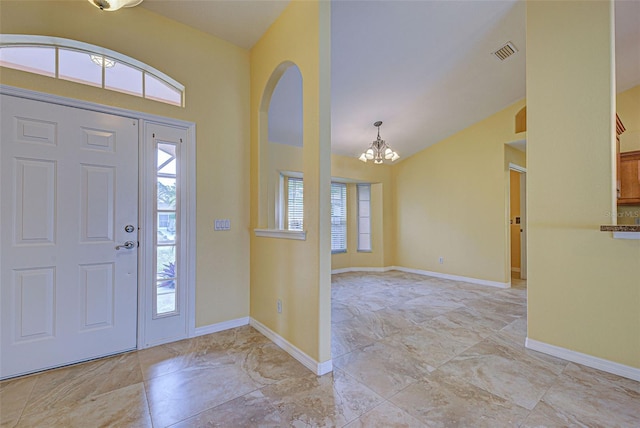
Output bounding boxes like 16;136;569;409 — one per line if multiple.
0;34;185;107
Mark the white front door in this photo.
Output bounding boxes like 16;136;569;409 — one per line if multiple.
0;95;139;379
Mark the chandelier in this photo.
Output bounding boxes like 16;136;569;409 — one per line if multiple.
358;121;400;164
89;0;143;11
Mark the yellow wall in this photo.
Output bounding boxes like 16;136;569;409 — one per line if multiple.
250;1;332;363
0;1;251;327
510;170;521;270
394;99;526;285
527;0;640;368
618;84;640;153
266;142;393;270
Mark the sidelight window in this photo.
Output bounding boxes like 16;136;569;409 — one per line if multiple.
155;143;179;315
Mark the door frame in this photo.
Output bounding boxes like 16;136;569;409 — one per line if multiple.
0;85;197;349
508;163;527;280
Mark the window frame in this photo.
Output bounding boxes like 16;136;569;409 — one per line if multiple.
284;175;304;232
357;183;372;252
331;182;347;254
0;34;185;107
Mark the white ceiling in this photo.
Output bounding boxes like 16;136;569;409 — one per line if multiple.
141;0;289;50
141;0;640;161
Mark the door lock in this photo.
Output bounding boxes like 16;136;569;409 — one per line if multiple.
115;241;136;250
124;225;135;233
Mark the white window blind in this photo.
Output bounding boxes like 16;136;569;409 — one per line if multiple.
331;183;347;253
287;177;304;231
357;184;372;251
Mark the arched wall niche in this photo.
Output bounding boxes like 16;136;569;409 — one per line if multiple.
258;61;303;229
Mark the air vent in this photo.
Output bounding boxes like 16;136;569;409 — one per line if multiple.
492;42;518;61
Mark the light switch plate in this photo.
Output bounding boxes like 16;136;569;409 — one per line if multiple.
214;219;231;231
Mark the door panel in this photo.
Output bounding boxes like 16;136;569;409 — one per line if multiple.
14;159;56;244
1;95;139;379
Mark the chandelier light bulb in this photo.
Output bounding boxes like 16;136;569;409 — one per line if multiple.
365;148;374;159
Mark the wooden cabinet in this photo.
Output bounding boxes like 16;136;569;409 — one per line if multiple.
618;150;640;205
616;114;625;200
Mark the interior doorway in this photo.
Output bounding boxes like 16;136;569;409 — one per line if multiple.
509;164;527;280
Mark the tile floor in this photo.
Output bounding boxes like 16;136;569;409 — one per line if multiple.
1;271;639;427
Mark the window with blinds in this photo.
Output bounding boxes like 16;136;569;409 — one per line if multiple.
286;177;304;231
331;182;347;253
357;184;372;251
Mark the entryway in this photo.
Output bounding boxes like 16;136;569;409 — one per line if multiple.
0;89;195;379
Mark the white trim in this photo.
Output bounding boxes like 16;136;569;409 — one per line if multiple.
185;124;198;339
249;318;332;376
613;231;640;240
331;266;393;274
511;267;521;273
0;86;197;351
254;228;307;241
0;86;188;127
392;266;510;288
331;266;510;288
525;338;640;382
508;162;527;173
317;360;333;376
193;317;250;337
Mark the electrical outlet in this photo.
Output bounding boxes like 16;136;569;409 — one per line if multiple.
439;257;444;264
277;299;282;314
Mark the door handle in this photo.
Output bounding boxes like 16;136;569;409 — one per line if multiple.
115;241;136;250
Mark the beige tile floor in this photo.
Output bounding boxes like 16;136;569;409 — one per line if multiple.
2;271;639;427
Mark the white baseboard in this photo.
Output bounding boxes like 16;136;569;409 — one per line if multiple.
249;318;332;376
332;265;510;288
511;267;521;273
331;266;393;274
391;266;511;289
193;317;249;337
525;338;640;382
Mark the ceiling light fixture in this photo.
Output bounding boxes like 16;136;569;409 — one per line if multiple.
89;0;143;12
90;55;116;68
358;121;400;164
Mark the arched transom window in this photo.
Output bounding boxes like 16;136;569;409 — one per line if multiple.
0;35;185;107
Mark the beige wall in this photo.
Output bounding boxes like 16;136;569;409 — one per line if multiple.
250;1;332;363
527;0;640;368
0;1;251;328
393;99;526;285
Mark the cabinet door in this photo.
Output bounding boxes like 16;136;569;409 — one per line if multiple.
619;152;640;204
